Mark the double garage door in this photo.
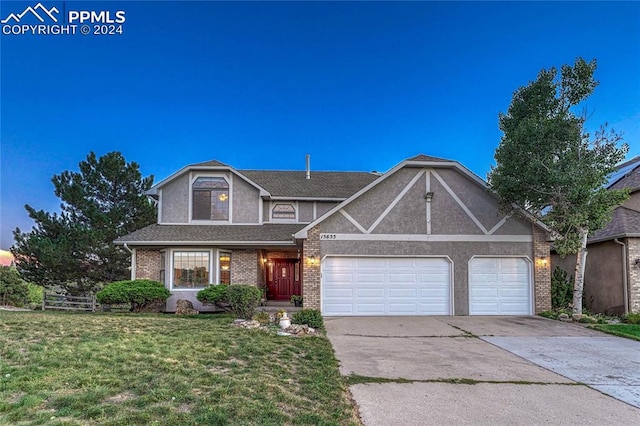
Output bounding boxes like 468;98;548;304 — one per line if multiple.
322;256;531;316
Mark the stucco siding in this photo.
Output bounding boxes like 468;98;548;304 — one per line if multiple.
232;176;260;223
316;202;339;218
372;175;428;234
552;241;625;315
299;201;314;222
160;173;189;223
622;192;640;211
342;168;419;230
430;176;484;234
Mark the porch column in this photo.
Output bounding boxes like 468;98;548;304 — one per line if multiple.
302;226;321;310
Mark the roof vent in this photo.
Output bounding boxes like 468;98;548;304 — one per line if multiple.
306;154;311;180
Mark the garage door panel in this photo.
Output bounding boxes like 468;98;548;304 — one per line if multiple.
323;257;451;316
357;288;385;297
469;257;531;315
324;288;353;298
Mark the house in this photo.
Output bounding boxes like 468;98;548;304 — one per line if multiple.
552;156;640;315
115;154;552;315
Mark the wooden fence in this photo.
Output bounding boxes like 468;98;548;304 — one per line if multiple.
42;292;96;312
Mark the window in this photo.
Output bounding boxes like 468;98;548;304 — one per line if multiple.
173;251;210;288
219;252;231;285
272;203;296;220
193;177;229;220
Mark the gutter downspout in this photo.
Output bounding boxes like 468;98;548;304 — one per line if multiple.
613;238;629;315
123;243;136;281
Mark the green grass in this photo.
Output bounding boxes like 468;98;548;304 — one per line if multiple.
592;323;640;341
0;311;359;425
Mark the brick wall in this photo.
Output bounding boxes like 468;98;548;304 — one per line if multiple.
231;249;259;285
532;225;552;313
135;249;162;282
302;226;321;309
628;237;640;313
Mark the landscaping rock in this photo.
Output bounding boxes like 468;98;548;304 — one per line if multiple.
233;319;261;329
285;324;317;335
175;299;199;316
558;313;572;322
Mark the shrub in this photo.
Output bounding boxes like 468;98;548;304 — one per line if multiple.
226;284;262;319
292;309;324;329
551;267;573;309
96;279;170;313
252;311;271;325
0;266;29;307
27;283;44;308
197;285;228;305
622;313;640;324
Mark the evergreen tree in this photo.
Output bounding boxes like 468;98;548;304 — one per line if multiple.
12;152;156;294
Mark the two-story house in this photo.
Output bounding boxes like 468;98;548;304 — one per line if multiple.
116;154;553;315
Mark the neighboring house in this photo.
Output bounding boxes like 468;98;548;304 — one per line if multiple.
552;156;640;315
116;154;552;316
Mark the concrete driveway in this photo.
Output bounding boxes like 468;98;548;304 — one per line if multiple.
325;316;640;425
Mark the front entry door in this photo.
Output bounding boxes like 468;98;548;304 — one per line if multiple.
267;259;301;300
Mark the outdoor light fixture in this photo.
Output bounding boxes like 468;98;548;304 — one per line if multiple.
537;256;548;266
308;255;317;265
425;192;434;202
218;193;228;202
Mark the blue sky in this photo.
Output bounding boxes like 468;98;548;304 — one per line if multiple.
1;1;638;249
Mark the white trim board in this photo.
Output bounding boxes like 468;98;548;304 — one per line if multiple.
319;233;533;242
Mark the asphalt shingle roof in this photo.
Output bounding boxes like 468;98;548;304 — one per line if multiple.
115;224;306;244
407;154;454;163
608;156;640;191
239;170;379;198
589;206;640;243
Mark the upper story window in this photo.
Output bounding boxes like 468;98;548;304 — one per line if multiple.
193;177;229;221
272;203;296;220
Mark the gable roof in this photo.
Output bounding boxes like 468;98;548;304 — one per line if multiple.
239;170;379;199
588;206;640;243
607;156;640;191
294;154;551;238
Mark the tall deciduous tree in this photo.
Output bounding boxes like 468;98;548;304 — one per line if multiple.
12;152;156;294
488;58;629;315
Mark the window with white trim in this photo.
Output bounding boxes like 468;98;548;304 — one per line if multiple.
173;251;210;289
193;177;229;220
272;203;296;220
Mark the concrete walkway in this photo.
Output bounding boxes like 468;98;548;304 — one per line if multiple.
326;316;640;425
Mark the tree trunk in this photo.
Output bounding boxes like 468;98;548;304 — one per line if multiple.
572;227;589;316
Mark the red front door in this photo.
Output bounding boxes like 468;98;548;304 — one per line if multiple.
267;259;301;300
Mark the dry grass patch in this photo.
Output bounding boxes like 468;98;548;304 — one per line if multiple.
0;311;359;425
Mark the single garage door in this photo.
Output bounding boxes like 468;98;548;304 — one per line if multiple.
322;257;451;316
469;257;532;315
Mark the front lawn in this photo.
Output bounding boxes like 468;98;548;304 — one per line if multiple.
0;311;359;425
592;324;640;341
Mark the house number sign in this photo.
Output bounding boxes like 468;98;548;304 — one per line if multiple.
320;234;338;240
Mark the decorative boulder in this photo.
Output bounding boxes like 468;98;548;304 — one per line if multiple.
175;299;199;316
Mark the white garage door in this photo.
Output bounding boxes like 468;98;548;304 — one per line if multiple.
469;257;531;315
322;257;451;316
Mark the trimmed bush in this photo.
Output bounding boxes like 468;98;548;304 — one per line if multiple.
96;279;170;313
292;309;324;329
226;284;262;319
0;266;29;307
27;283;44;309
197;285;228;305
